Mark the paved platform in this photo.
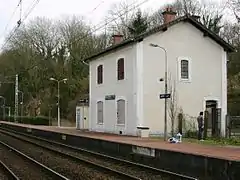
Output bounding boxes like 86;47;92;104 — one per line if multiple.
1;121;239;161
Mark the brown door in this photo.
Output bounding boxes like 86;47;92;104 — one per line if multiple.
206;100;217;137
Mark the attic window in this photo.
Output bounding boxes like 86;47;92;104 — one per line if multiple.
181;60;189;79
117;58;125;80
97;65;103;84
178;57;191;82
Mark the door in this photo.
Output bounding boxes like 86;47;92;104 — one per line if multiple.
76;107;81;129
82;106;89;129
205;100;218;137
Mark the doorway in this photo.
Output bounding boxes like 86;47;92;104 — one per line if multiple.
205;100;218;137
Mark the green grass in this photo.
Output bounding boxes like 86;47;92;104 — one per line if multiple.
150;136;240;146
183;137;240;146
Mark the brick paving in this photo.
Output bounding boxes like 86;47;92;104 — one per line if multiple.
1;121;240;161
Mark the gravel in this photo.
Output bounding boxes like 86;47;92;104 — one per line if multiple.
0;143;54;180
0;132;123;180
31;137;165;180
0;165;9;180
1;130;178;180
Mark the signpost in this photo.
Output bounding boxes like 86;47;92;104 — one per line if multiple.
159;93;171;99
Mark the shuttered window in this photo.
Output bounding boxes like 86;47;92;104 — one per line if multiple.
97;101;103;124
180;60;189;79
117;58;124;80
97;65;103;84
117;99;125;125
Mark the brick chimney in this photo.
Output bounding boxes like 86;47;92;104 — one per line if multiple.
162;7;177;24
112;34;123;45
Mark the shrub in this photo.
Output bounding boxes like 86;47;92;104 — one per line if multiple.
184;130;198;138
4;116;49;125
209;137;240;146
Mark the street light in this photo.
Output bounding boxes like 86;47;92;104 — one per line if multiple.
0;96;6;120
149;43;168;141
5;106;11;117
49;77;68;127
18;90;24;117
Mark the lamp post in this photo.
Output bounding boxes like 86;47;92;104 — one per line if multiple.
49;77;68;127
149;43;168;141
0;96;6;120
18;90;24;117
6;106;11;117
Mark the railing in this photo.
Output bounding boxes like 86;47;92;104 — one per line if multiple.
226;115;240;137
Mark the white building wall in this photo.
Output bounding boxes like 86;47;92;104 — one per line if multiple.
89;45;138;135
142;22;227;136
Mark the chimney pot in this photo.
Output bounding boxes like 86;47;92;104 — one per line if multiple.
162;7;177;24
112;34;123;45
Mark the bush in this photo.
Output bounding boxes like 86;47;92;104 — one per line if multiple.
209;137;240;146
4;116;49;125
184;130;198;138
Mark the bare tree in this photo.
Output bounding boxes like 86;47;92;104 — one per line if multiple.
229;0;240;22
168;74;178;136
105;0;140;38
221;22;240;46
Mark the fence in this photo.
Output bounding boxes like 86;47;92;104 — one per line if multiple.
226;115;240;137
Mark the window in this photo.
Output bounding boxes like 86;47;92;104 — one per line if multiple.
97;65;103;84
117;58;124;80
97;101;103;124
117;99;125;125
180;60;189;80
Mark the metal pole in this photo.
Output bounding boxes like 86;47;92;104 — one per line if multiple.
21;92;24;117
3;98;5;120
48;106;51;126
8;107;11;117
164;49;168;141
14;74;19;122
57;81;60;127
0;96;6;120
149;43;168;141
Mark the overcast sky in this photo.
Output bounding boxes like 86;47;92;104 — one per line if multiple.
0;0;227;48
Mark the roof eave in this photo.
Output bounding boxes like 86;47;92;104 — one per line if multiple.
85;39;135;62
85;16;235;62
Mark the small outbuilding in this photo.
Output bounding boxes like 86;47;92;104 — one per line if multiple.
76;98;89;130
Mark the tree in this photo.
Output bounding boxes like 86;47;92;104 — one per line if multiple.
149;0;224;34
0;15;106;120
168;74;178;136
202;13;223;34
127;9;148;37
229;0;240;22
106;0;143;39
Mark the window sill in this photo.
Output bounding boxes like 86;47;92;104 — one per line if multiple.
96;83;104;87
97;123;104;125
116;79;127;83
116;124;125;126
179;79;191;83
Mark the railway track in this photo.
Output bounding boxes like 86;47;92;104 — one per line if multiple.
0;140;68;180
0;129;143;180
0;159;19;180
0;128;198;180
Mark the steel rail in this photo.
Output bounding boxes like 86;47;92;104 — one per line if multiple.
0;128;198;180
0;129;141;180
0;140;69;180
0;159;20;180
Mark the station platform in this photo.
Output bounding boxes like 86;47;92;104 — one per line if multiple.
0;121;239;179
0;121;239;161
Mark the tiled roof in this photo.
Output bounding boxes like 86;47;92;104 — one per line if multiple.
85;15;234;62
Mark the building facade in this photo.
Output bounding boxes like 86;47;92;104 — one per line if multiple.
87;9;234;137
